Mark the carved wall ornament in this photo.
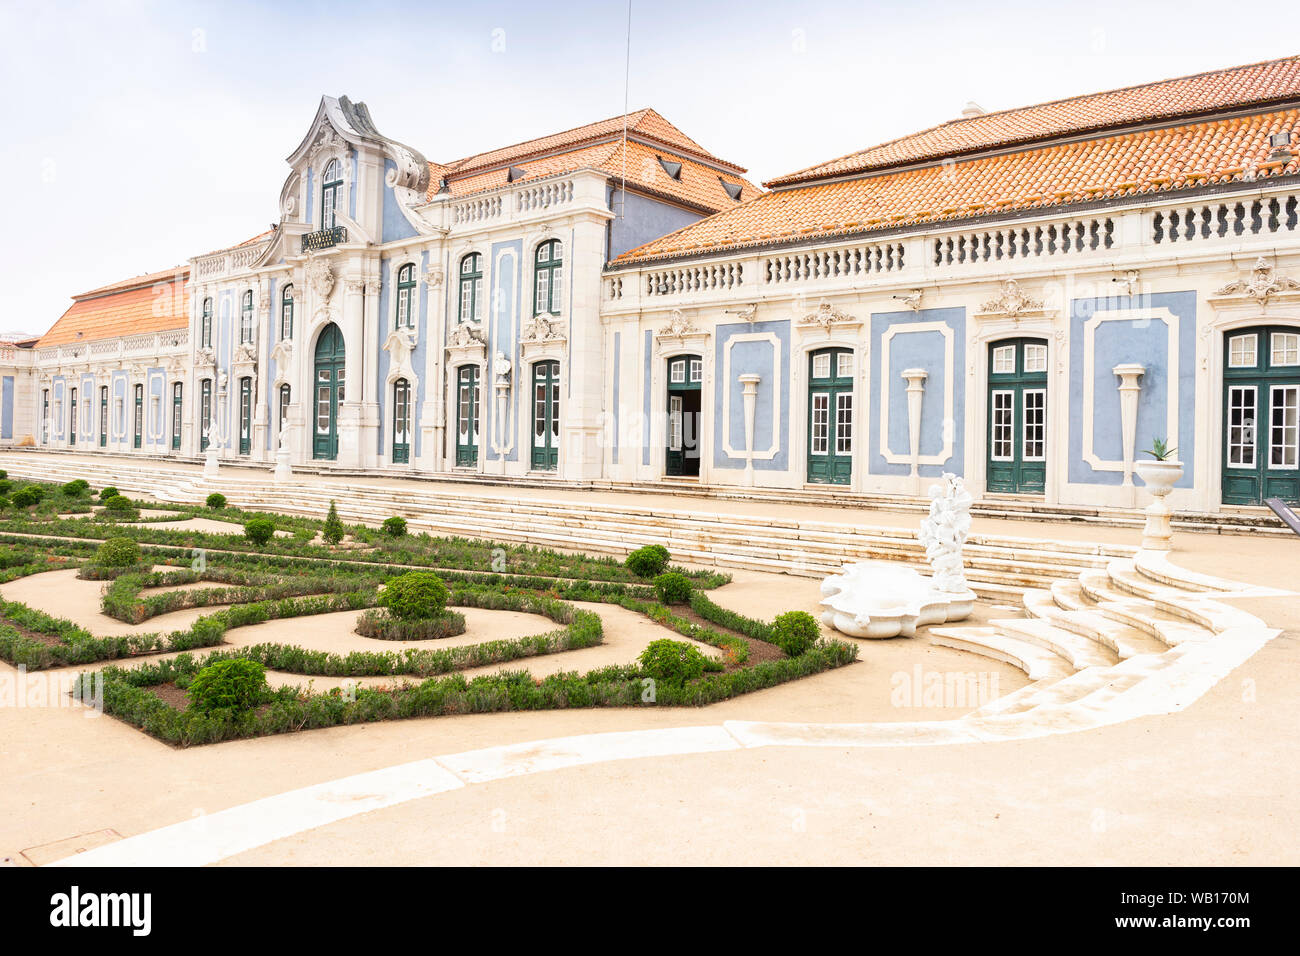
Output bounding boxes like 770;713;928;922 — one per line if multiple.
423;266;445;290
522;314;565;343
893;289;924;311
1214;256;1300;304
447;322;486;348
798;299;856;331
383;327;418;380
493;351;513;383
724;303;758;324
978;279;1046;318
344;277;367;296
307;255;334;301
1113;269;1141;299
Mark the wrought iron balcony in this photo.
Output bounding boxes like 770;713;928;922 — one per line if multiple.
301;226;347;252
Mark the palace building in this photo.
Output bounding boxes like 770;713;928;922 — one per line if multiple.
5;54;1300;516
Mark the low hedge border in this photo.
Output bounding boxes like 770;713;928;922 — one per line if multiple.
356;609;467;641
81;638;858;747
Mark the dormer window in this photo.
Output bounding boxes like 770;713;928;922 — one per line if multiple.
719;178;743;201
507;165;527;183
200;297;213;349
240;290;254;344
396;263;416;329
321;158;342;230
657;157;682;180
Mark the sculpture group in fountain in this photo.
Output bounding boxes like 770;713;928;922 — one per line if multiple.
819;473;977;638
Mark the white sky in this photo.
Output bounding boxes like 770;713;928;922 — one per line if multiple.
2;0;1298;336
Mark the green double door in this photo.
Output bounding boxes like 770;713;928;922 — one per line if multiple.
313;324;345;460
455;365;480;466
986;338;1047;494
807;348;853;485
531;360;559;471
1223;326;1300;505
666;354;702;477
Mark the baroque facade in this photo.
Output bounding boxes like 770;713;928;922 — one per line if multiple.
5;55;1300;516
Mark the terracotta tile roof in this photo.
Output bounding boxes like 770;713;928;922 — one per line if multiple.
442;108;738;178
614;107;1300;264
197;228;275;258
767;54;1300;187
442;138;759;213
37;269;190;348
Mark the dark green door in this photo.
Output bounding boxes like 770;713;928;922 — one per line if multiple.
133;385;143;449
455;365;479;466
392;378;411;464
238;377;252;455
313;324;345;460
666;355;702;477
807;348;853;484
531;360;559;471
986;338;1047;494
69;389;77;446
1223;326;1300;505
99;387;108;447
171;383;182;450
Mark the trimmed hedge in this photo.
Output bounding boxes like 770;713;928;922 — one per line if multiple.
626;544;671;578
355;609;466;641
653;571;693;605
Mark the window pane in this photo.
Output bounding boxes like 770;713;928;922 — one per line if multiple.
1228;386;1256;467
836;393;853;454
991;391;1013;459
811;394;829;454
837;352;853;378
992;346;1015;374
1023;344;1047;373
1228;334;1257;368
1272;332;1300;367
1271;386;1298;468
812;353;831;379
1022;389;1046;460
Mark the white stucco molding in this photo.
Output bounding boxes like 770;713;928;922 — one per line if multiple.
877;321;955;466
721;331;781;461
1081;307;1178;473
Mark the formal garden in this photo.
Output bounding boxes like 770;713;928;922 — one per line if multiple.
0;472;857;746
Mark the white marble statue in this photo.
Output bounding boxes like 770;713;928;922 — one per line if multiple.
819;472;977;638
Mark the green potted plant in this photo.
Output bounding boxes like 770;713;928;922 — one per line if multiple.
1134;437;1182;550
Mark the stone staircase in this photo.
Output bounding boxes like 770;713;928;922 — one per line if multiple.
0;454;1134;599
931;550;1284;726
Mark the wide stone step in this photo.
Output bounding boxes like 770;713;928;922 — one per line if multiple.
927;627;1077;681
1096;602;1213;647
991;617;1120;669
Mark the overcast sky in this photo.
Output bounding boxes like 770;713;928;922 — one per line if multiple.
3;0;1299;336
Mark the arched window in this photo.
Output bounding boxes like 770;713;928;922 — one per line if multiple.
395;264;416;329
321;158;342;230
200;297;213;349
392;378;411;463
459;253;482;323
534;240;563;315
280;284;294;340
240;290;254;344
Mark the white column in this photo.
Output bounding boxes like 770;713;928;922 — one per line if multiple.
738;373;761;487
337;277;365;467
902;367;929;495
1113;362;1145;504
421;262;447;473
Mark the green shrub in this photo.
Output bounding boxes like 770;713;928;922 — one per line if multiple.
771;611;820;657
0;479;12;496
323;501;344;545
243;517;275;546
0;496;9;510
626;544;671;578
652;571;692;605
103;494;136;515
639;638;707;685
355;608;466;641
380;571;449;620
96;537;142;568
381;516;408;538
61;479;90;496
206;493;227;510
187;658;268;714
11;485;43;508
0;469;7;479
99;486;119;500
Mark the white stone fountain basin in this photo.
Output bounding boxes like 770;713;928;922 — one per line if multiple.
819;561;976;639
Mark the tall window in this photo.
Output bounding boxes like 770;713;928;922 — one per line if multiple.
133;384;143;449
459;253;482;323
240;290;254;344
200;379;212;451
238;377;252;455
171;382;183;450
99;386;108;447
534;240;563;315
395;264;416;329
41;389;49;444
321;158;342;230
280;285;294;340
201;297;213;348
69;388;77;445
392;378;411;463
278;384;291;432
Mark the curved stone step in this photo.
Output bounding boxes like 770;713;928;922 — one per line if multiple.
1096;602;1212;647
928;627;1076;681
991;617;1120;669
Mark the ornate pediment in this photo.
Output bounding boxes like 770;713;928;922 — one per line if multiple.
1214;257;1300;305
797;299;860;334
447;322;486;348
976;279;1047;318
522;314;566;344
655;309;708;351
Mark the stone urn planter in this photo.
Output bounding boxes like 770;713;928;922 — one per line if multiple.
1135;459;1184;550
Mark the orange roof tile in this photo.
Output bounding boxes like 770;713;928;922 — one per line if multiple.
767;54;1300;187
38;269;190;348
615;107;1300;264
442;138;759;213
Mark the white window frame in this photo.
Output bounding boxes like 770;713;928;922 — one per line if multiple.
992;345;1016;374
1268;384;1299;470
1022;388;1046;461
1023;343;1048;374
1271;331;1300;367
990;389;1014;461
1228;333;1258;369
1226;384;1257;469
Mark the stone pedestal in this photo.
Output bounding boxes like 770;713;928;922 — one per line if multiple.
1135;459;1183;550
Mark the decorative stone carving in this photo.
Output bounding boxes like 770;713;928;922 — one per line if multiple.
307;255;334;301
798;300;856;332
522;314;565;343
724;303;758;324
447;322;486;348
344;277;366;296
383;327;418;380
655;309;707;351
978;279;1045;318
1113;269;1141;299
893;289;924;311
423;267;445;290
493;350;513;384
819;474;976;639
1214;256;1300;305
